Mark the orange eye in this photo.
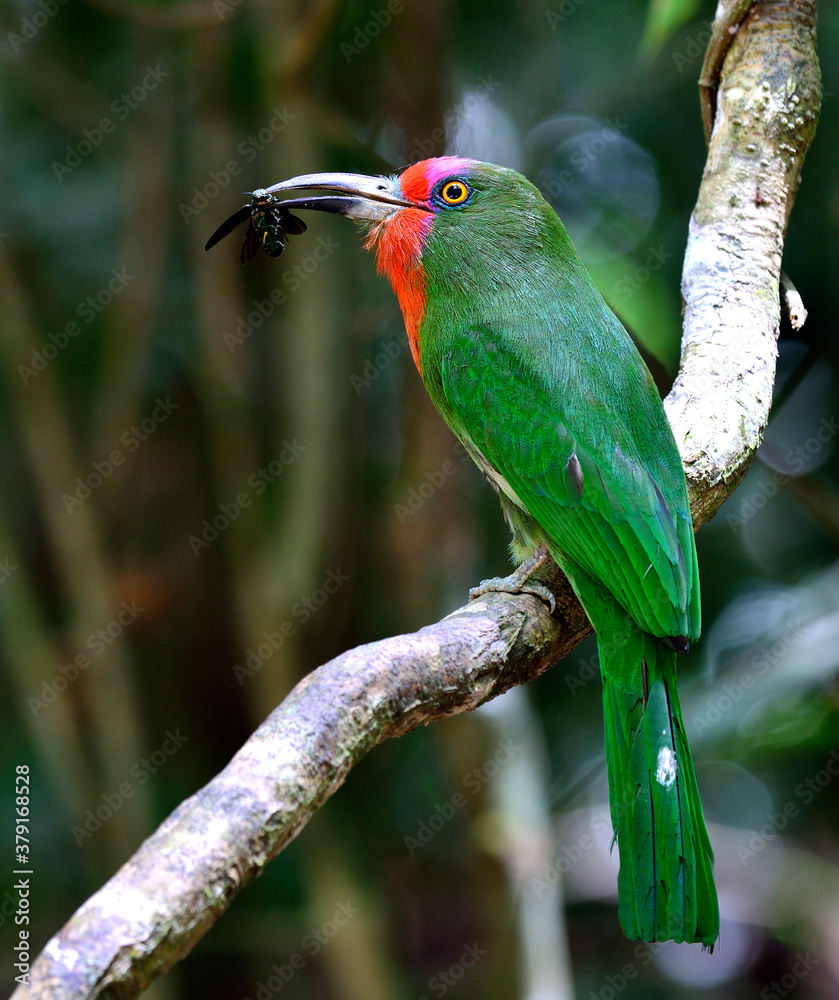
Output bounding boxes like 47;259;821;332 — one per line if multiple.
440;180;470;205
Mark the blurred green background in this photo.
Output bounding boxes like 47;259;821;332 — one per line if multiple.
2;0;839;997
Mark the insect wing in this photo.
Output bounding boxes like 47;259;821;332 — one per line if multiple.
207;193;310;262
240;221;262;264
204;204;253;252
279;209;307;236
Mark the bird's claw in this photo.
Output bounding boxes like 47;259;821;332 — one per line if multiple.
469;576;557;615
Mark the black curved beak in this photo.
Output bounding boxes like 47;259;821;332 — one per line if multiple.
205;171;428;260
261;172;425;221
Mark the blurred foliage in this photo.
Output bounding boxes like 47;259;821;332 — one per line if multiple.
1;0;838;998
640;0;703;53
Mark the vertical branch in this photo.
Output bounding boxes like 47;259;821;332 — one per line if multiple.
665;0;821;527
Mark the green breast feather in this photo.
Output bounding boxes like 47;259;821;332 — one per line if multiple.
430;322;699;642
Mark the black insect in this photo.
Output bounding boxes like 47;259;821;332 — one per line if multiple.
204;189;307;264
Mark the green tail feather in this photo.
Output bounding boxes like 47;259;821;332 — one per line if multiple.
599;624;719;946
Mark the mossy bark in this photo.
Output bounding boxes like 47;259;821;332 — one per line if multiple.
666;0;821;528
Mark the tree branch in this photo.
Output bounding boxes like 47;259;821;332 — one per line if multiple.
668;0;821;527
18;2;821;997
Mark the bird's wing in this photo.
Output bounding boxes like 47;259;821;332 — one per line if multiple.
439;328;699;640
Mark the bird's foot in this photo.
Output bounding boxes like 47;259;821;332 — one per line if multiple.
469;545;557;614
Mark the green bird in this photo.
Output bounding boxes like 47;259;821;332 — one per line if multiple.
210;156;719;946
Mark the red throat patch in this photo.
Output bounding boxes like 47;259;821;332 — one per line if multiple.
364;158;473;376
365;207;431;376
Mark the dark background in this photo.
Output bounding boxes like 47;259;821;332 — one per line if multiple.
2;1;839;997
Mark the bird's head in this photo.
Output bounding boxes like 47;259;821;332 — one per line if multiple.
261;157;577;371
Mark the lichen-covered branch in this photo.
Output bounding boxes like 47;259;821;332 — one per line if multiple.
666;0;821;527
17;3;821;997
21;571;590;1000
